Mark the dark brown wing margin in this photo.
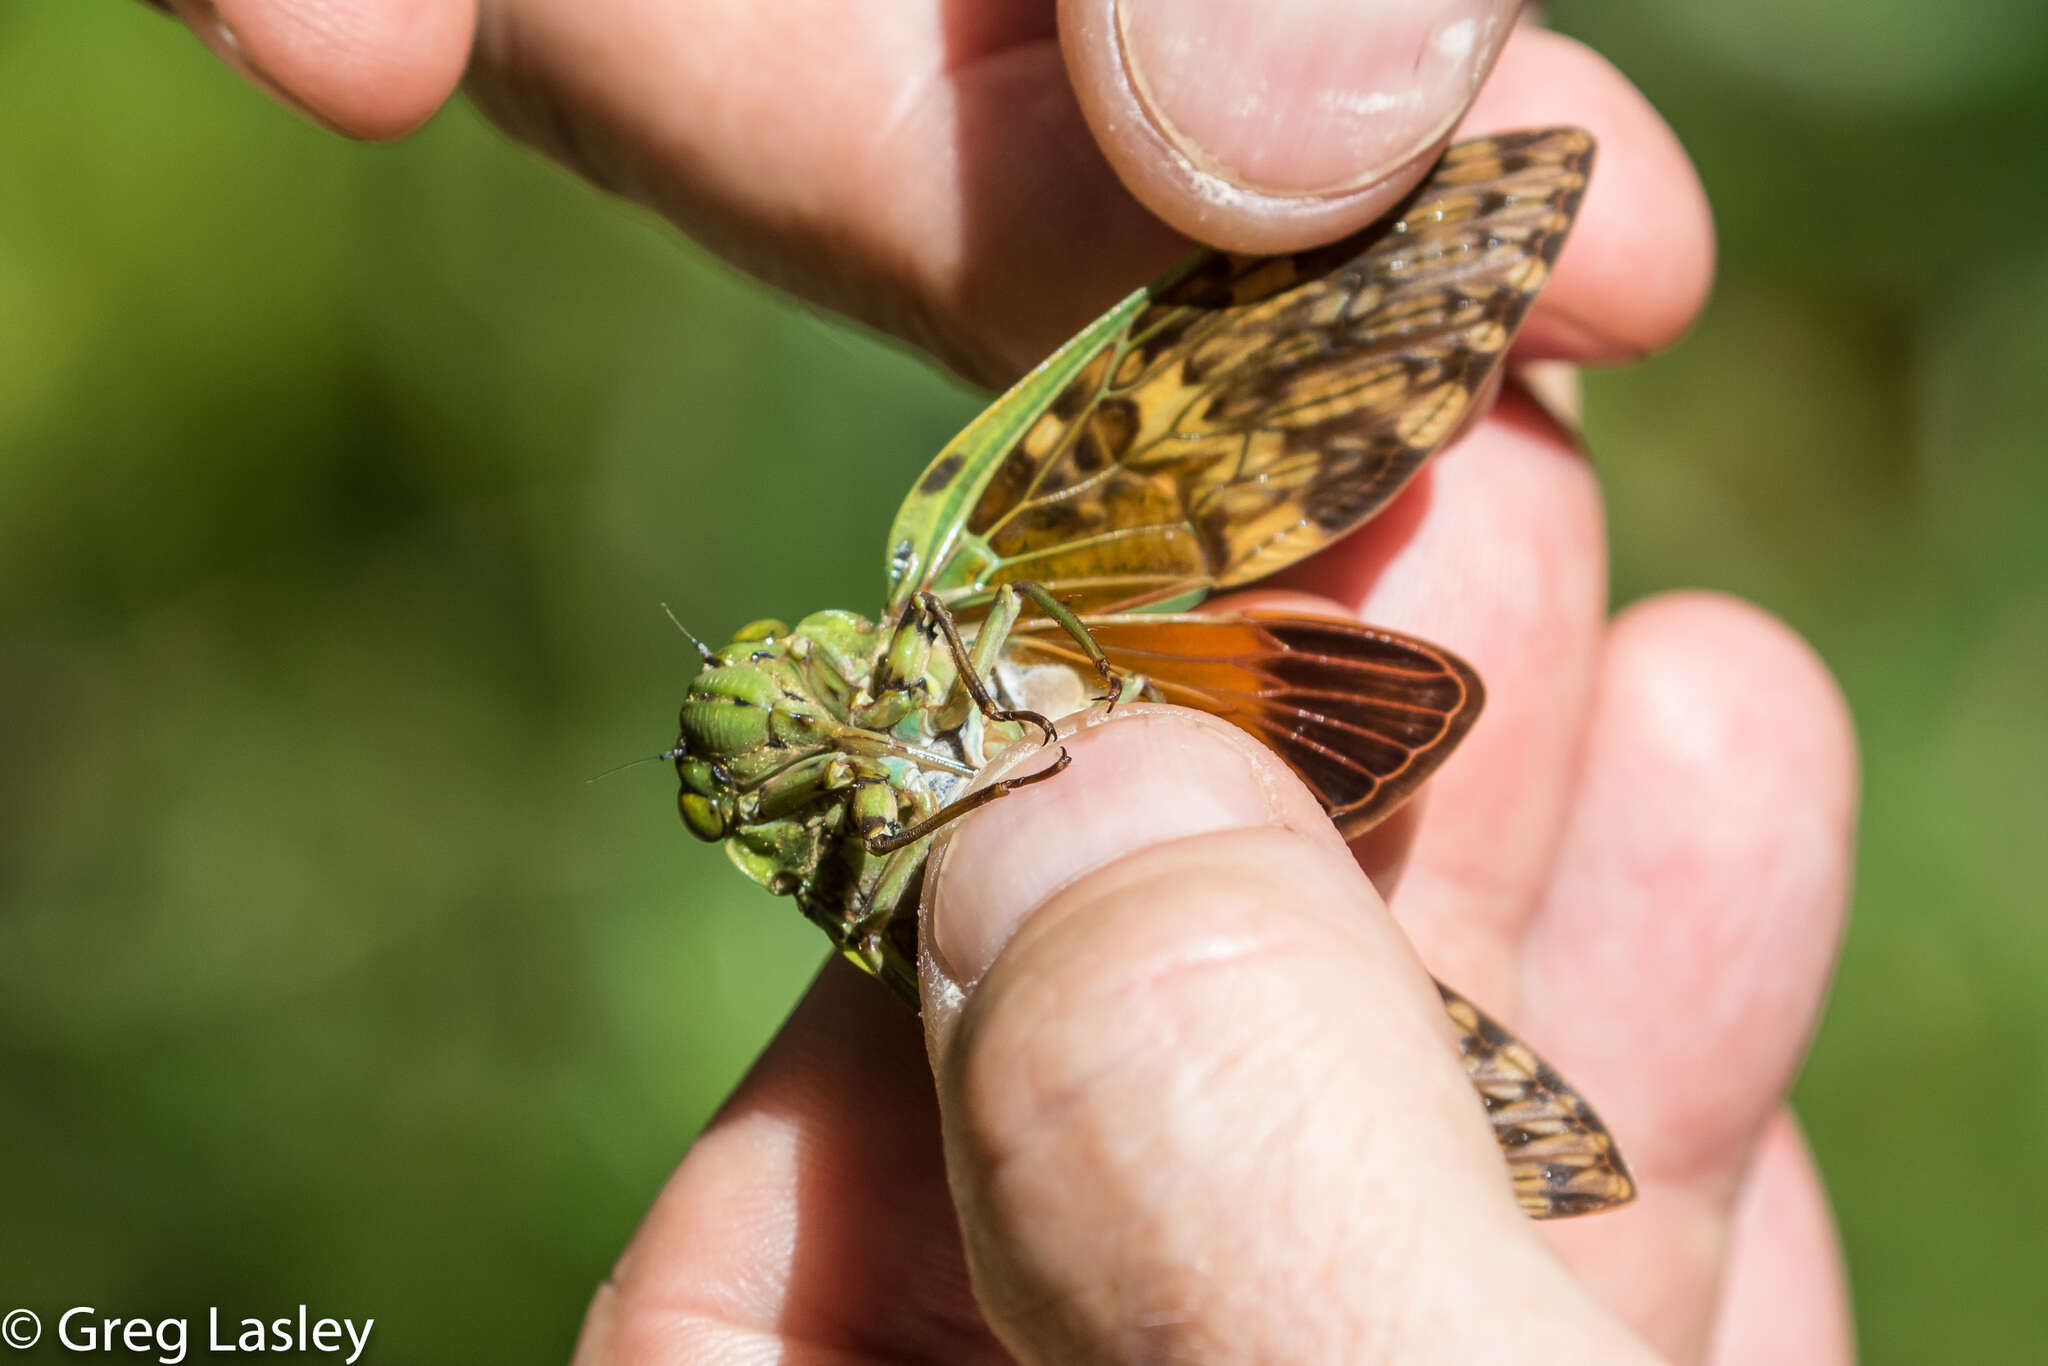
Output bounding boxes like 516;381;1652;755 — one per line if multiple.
1007;611;1484;837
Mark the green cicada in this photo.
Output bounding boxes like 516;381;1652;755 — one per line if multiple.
671;128;1633;1219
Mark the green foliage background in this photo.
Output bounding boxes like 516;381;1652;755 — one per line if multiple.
4;3;2043;1359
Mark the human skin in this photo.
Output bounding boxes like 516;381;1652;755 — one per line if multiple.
144;3;1858;1361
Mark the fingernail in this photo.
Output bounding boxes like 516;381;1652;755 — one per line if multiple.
929;711;1294;987
1115;0;1514;197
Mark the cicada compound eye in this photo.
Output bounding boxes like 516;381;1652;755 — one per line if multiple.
678;790;729;842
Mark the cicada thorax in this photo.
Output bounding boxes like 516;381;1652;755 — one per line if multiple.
672;607;1069;990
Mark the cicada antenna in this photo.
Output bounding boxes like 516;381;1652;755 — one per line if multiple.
660;602;718;665
587;745;687;785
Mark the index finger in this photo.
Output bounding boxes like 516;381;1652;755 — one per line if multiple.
167;3;1708;384
482;5;1713;379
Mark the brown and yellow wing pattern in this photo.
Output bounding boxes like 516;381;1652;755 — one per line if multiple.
1006;611;1483;838
902;128;1594;619
1440;983;1636;1218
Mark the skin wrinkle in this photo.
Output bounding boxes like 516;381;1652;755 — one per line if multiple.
629;1219;987;1363
1197;1013;1459;1366
619;1129;800;1326
964;932;1332;1184
973;1103;1395;1366
860;68;957;295
866;15;1037;166
618;1308;876;1366
955;43;1182;378
956;896;1280;1180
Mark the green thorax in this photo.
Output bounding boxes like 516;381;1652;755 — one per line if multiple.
671;609;1043;989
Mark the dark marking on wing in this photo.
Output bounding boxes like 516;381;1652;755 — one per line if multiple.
915;128;1595;620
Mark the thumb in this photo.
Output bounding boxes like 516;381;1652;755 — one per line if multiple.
921;706;1645;1362
1061;0;1523;253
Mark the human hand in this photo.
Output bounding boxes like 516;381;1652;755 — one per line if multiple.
578;520;1856;1360
145;0;1703;382
582;578;1856;1364
556;21;1838;1366
146;3;1854;1359
580;466;1854;1360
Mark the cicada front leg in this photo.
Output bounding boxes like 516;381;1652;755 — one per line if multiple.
851;591;1083;853
850;587;1111;856
855;750;1072;857
910;589;1061;747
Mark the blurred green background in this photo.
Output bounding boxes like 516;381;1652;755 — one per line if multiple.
3;2;2043;1359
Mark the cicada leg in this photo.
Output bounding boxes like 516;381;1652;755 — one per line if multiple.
832;838;927;1009
857;749;1072;856
913;590;1060;747
999;581;1127;707
963;580;1025;681
841;829;966;1008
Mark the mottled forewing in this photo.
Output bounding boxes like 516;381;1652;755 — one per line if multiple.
1439;983;1636;1219
1005;612;1483;837
900;128;1593;618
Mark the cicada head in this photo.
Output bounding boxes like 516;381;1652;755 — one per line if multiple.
671;614;873;851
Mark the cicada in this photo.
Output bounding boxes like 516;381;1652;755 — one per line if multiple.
671;128;1632;1218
